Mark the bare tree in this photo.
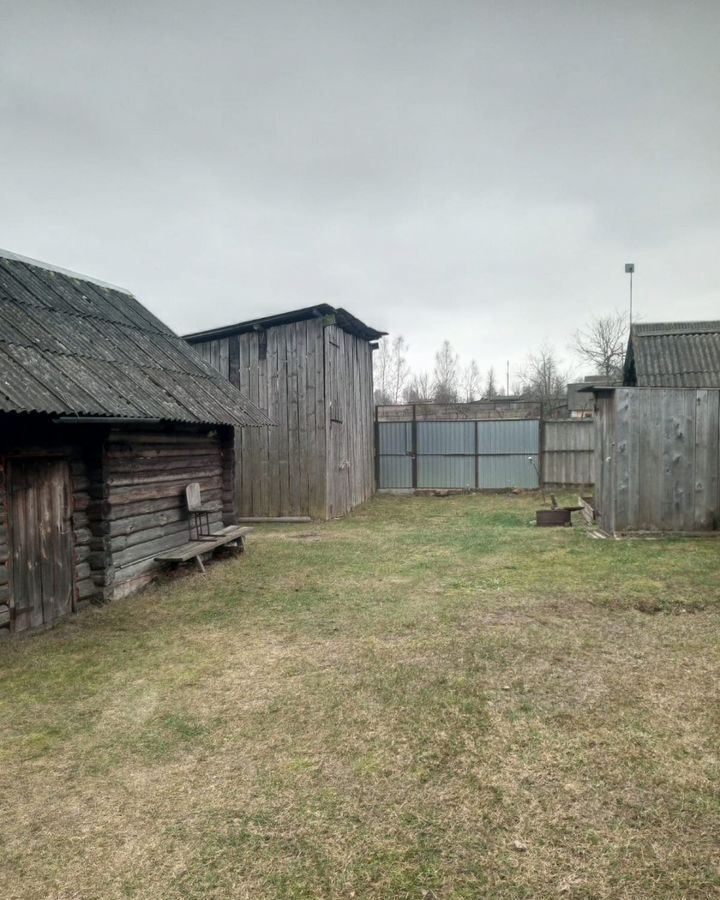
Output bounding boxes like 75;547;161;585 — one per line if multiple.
374;335;411;404
460;359;481;402
432;340;459;403
404;371;433;402
373;336;392;404
483;366;498;399
389;335;410;404
574;312;628;379
519;345;571;407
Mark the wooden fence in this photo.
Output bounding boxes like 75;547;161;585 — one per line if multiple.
542;419;594;487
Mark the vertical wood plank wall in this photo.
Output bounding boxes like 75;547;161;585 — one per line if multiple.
593;394;617;534
541;419;594;486
0;434;102;636
595;388;720;533
194;320;375;519
324;324;375;518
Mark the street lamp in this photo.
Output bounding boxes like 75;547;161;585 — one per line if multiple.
625;263;635;326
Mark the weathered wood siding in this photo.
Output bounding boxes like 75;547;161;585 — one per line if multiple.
195;319;327;518
324;324;375;518
542;419;595;486
0;460;9;633
0;417;104;635
104;428;230;598
594;388;720;533
0;416;238;634
195;318;374;519
594;394;617;534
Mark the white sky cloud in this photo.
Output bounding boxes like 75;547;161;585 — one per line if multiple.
1;0;718;385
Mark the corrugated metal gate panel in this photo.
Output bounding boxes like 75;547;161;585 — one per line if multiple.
477;419;539;454
379;456;413;488
378;421;412;455
417;456;475;488
480;454;539;488
377;418;541;489
477;420;539;488
377;422;412;486
417;421;475;454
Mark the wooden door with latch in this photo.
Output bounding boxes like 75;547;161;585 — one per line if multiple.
9;458;74;632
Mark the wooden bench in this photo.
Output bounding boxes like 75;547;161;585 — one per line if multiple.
155;525;253;574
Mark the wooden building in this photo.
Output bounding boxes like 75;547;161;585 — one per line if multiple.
185;306;385;519
590;386;720;534
623;320;720;388
580;321;720;533
0;250;270;635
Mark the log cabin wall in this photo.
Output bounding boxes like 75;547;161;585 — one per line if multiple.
0;418;238;632
194;316;375;519
104;426;229;598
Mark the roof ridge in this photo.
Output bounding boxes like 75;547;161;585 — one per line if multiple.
0;248;132;295
633;320;720;336
183;303;386;343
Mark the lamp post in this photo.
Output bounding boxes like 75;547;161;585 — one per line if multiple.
625;262;635;326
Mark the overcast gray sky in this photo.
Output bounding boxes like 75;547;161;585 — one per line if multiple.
1;1;719;384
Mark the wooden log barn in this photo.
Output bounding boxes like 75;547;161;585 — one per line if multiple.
184;306;385;519
0;250;271;636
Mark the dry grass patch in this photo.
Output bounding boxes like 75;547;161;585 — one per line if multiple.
1;493;719;898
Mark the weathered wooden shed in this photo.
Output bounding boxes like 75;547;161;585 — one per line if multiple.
586;321;720;534
590;386;720;534
624;320;720;387
0;250;270;635
185;306;385;519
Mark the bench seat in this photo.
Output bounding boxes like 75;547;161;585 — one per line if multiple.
155;526;253;570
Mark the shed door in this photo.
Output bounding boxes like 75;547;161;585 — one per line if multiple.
9;459;73;632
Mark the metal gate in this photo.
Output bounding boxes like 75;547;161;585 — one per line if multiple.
377;421;413;488
377;419;540;490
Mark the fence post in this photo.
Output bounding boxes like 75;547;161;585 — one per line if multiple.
374;405;380;491
474;417;479;489
411;404;418;489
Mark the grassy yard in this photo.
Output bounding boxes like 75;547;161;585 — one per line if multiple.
1;493;719;899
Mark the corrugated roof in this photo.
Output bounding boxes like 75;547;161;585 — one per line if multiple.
624;320;720;388
183;304;386;344
0;251;272;427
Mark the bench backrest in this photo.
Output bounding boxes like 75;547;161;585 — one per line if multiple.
185;482;202;511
